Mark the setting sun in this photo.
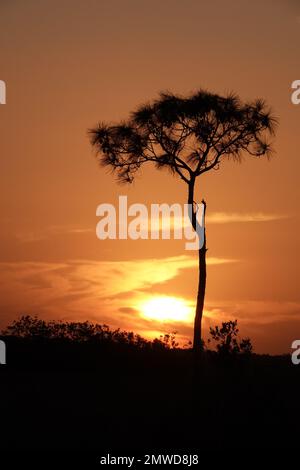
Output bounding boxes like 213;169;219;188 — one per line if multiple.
138;296;193;322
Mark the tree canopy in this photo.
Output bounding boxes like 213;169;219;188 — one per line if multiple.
90;89;277;184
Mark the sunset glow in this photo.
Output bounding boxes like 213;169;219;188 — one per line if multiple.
139;296;193;322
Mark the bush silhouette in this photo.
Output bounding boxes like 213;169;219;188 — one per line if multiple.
1;315;179;350
208;320;253;356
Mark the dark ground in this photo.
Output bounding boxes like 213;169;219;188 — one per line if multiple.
0;336;299;454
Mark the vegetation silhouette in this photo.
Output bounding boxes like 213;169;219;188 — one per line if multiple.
90;89;277;349
2;315;251;357
209;320;253;356
2;315;179;351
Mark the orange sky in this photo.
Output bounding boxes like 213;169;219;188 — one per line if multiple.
0;0;299;353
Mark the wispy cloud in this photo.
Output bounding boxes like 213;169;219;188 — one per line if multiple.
204;299;300;325
0;255;236;329
16;211;286;243
0;257;298;354
206;212;288;224
119;211;286;232
16;225;93;243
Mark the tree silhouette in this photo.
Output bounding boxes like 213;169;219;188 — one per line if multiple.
90;90;276;350
209;320;253;356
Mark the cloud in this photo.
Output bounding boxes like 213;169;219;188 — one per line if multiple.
0;255;236;327
17;210;286;244
206;212;288;224
204;299;300;325
16;225;93;243
0;257;298;354
120;211;286;231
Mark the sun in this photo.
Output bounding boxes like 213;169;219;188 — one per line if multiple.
138;296;193;322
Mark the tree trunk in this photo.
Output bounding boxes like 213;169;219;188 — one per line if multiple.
188;180;207;350
193;214;206;349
